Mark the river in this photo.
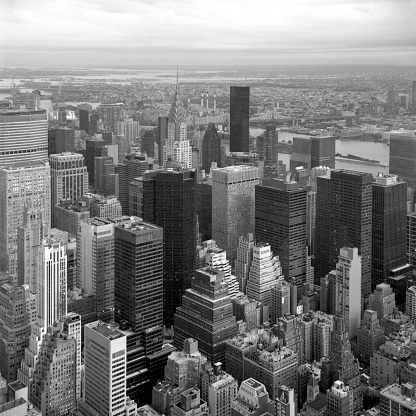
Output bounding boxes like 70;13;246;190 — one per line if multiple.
250;128;389;177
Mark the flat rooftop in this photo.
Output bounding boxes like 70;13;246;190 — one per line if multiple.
93;324;124;340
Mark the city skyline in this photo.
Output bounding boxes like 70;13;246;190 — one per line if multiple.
1;0;415;67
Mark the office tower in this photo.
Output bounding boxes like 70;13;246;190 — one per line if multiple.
212;166;259;265
174;268;237;365
0;163;50;277
0;108;48;166
390;133;416;185
275;385;296;416
225;152;264;178
271;278;291;322
89;113;99;135
17;206;49;292
229;86;249;153
76;321;138;416
368;283;397;320
262;125;278;168
204;245;239;298
165;338;208;393
357;309;384;364
326;381;353;416
55;127;75;152
380;383;416;416
141;130;156;158
202;124;221;174
171;388;209;416
207;372;238;416
290;136;335;171
231;294;268;331
50;152;88;227
136;169;196;327
246;243;283;311
79;109;89;132
117;120;140;145
255;177;308;292
335;247;362;338
85;137;106;185
37;237;67;330
164;80;191;168
77;218;115;315
387;89;396;115
114;218;163;333
324;316;362;412
409;212;416;267
314;174;331;282
235;233;255;293
90;194;122;218
324;170;373;299
196;179;212;241
119;153;149;214
231;378;274;416
242;346;297;400
32;325;77;415
387;265;413;311
0;283;37;383
54;199;90;236
372;174;407;289
94;156;113;193
157;116;169;164
97;103;124;133
370;339;410;389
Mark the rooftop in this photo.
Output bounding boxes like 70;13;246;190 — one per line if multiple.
91;323;124;340
381;384;416;409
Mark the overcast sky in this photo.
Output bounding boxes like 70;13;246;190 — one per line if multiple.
1;0;415;67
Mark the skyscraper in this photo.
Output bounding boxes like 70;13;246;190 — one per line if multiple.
372;174;407;289
387;89;396;115
50;152;89;227
246;243;283;311
323;170;373;299
235;233;255;294
164;79;191;168
202;123;222;174
97;103;124;133
229;86;249;153
85;137;106;185
76;321;138;416
116;120;140;145
357;309;384;364
114;218;163;333
174;267;237;365
212;165;259;265
335;247;362;338
135;169;196;327
157;116;169;164
77;218;115;315
412;81;416;115
389;133;416;186
255;177;308;292
326;381;353;416
0;108;48;166
79;109;89;133
290;136;335;171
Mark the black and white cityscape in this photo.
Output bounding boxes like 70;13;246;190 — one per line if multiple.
0;1;416;415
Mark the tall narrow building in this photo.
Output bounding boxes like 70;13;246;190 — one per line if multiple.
174;267;237;365
235;233;255;294
372;174;407;289
246;243;283;311
212;165;259;265
114;218;163;333
134;169;197;327
50;152;88;227
389;133;416;186
255;177;308;292
202;123;222;174
229;86;249;153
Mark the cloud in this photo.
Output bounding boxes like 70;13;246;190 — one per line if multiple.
0;0;415;66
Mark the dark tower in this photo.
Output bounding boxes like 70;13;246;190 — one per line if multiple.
85;138;106;185
230;86;249;152
79;109;89;133
157;116;168;164
389;133;416;186
136;169;197;328
255;177;308;292
372;174;407;290
329;170;373;299
202;123;222;174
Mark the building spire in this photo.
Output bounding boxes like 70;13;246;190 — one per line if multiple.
176;64;179;94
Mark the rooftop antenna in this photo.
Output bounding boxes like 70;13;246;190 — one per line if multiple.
176;64;179;94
